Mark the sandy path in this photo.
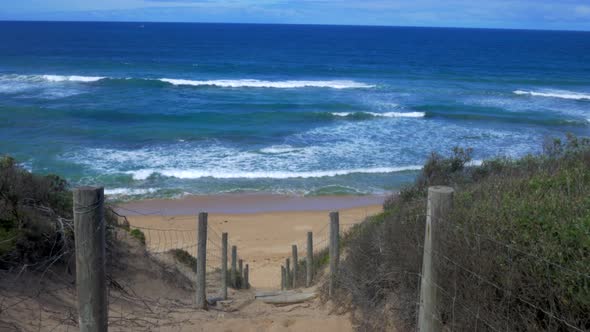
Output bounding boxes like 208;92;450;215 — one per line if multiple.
117;196;384;331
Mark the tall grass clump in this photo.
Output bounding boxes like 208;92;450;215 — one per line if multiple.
129;228;146;245
0;155;122;271
335;135;590;331
169;248;197;273
0;156;73;268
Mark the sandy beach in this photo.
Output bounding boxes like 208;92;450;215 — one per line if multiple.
119;194;385;289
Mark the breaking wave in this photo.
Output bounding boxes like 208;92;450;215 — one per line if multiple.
126;166;423;180
159;78;375;89
514;89;590;101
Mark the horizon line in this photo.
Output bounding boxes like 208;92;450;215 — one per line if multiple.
1;19;589;33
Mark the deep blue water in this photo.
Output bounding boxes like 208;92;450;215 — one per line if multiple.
1;22;589;198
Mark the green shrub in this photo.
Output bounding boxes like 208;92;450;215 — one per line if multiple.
0;155;73;268
129;229;146;245
0;155;137;269
170;248;197;273
336;135;590;331
418;146;473;187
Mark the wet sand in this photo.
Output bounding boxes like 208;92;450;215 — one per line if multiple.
117;193;386;215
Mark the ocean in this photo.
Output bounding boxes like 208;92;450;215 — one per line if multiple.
1;22;589;199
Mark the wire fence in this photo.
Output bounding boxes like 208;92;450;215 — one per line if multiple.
108;205;250;288
1;193;365;330
289;217;365;258
280;211;370;291
6;188;585;331
416;217;590;332
1;193;226;331
330;195;589;332
270;187;585;332
107;198;590;331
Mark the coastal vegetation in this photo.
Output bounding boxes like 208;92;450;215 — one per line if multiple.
0;155;124;271
129;228;146;245
0;155;73;269
2;135;590;331
170;248;197;273
331;134;590;331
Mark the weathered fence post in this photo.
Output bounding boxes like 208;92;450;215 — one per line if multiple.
292;244;298;288
196;212;208;310
306;231;313;287
221;232;228;300
281;265;286;290
74;187;107;332
239;259;243;277
244;264;250;289
285;258;291;290
231;245;237;288
329;211;340;296
418;186;454;332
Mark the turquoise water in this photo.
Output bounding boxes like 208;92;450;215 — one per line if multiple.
0;22;589;198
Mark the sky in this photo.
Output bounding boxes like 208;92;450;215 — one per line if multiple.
1;0;590;31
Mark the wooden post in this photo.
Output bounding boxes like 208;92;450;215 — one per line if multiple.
74;187;107;332
196;212;208;310
221;232;228;300
329;211;340;296
418;186;454;332
292;244;298;288
285;258;291;290
239;259;244;288
239;259;243;277
281;265;286;290
244;264;250;289
231;245;237;288
306;231;313;287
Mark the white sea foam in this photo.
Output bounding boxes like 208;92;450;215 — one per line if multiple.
0;74;86;97
331;111;425;118
62;116;537;192
467;159;484;167
159;78;374;89
514;89;590;101
126;166;422;180
0;82;31;94
18;161;33;172
0;75;38;94
104;188;158;196
0;74;104;83
259;145;300;154
3;74;372;89
41;75;105;82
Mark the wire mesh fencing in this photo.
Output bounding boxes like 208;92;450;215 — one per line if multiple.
417;217;590;332
108;206;250;293
327;190;589;332
279;211;371;291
